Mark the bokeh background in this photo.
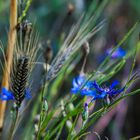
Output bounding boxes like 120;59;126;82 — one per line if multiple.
0;0;140;139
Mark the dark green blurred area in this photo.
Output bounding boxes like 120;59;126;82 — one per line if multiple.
0;0;140;139
0;0;140;45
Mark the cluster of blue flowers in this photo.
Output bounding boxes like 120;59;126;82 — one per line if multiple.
71;75;125;102
0;87;31;101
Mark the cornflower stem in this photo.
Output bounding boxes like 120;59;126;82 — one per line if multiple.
8;108;19;140
36;83;48;140
36;66;49;140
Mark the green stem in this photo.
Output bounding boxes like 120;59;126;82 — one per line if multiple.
36;83;48;140
8;108;19;140
18;0;33;23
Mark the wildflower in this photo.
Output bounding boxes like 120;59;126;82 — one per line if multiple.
0;88;15;100
98;47;126;64
71;75;96;96
0;87;31;101
106;47;126;59
92;80;125;100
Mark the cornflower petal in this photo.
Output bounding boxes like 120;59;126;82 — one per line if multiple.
72;78;79;88
77;76;85;86
71;76;85;94
107;47;126;59
0;88;32;101
0;88;15;100
71;75;95;96
71;88;80;94
81;89;96;96
109;87;125;95
92;81;104;92
92;80;124;99
91;92;107;101
110;80;120;88
117;47;126;57
25;89;31;99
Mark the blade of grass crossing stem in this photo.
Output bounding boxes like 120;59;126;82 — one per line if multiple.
98;59;126;83
83;0;109;29
108;89;140;109
101;59;126;74
44;131;50;140
40;110;56;133
88;89;140;139
54;121;65;140
75;89;140;139
98;22;138;71
47;118;67;140
85;0;99;19
123;36;140;95
81;59;125;93
67;114;79;140
76;132;91;140
84;22;138;88
73;108;106;139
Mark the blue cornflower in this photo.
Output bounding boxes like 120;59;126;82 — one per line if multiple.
92;80;125;100
98;47;126;64
71;75;96;96
0;87;31;101
106;47;126;59
0;88;15;100
71;76;125;104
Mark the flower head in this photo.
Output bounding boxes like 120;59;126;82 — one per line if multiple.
0;88;15;100
106;47;126;59
0;87;31;101
71;75;125;104
92;80;125;100
71;75;96;96
98;47;126;64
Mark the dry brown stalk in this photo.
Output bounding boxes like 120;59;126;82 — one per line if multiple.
0;0;17;131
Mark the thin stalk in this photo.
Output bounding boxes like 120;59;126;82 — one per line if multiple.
35;66;49;140
18;0;33;23
36;83;48;140
0;0;17;131
8;108;19;140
